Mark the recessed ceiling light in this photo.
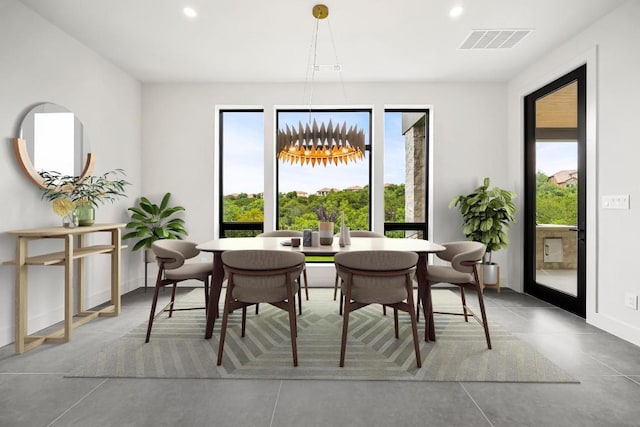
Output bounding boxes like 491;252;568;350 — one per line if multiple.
183;7;197;18
449;5;464;18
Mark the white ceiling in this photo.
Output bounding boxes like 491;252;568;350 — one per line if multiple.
19;0;626;83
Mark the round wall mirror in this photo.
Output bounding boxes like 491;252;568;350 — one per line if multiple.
13;102;94;188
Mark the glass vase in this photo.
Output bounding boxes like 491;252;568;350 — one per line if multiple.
63;211;78;228
75;204;95;226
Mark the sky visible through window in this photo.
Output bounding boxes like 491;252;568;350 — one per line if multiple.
278;111;371;195
536;141;577;176
223;111;406;196
221;111;264;196
383;112;406;185
222;112;576;195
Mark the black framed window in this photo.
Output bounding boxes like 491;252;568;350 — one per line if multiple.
383;109;429;239
275;109;372;234
219;109;264;237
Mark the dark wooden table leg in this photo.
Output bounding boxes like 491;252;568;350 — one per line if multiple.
205;252;224;339
416;253;436;342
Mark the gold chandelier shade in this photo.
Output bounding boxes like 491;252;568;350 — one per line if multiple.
277;119;365;167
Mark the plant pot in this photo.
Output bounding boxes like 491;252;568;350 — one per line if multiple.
318;221;334;245
482;263;499;285
145;248;156;263
75;204;95;226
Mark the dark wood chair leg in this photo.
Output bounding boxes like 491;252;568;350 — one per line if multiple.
303;268;309;301
393;308;399;338
145;285;162;343
406;280;422;368
145;268;164;343
287;288;298;367
168;282;177;318
460;287;469;322
217;277;235;366
475;284;492;349
297;278;302;315
203;277;210;312
423;283;435;342
339;305;351;367
241;306;247;337
333;272;339;300
416;285;422;323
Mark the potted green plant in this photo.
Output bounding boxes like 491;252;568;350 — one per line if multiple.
449;177;517;284
123;193;188;289
122;192;188;253
40;169;130;226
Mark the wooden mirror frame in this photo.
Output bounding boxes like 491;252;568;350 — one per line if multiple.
12;137;95;189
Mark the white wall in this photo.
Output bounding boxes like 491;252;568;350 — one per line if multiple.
0;1;142;347
507;0;640;346
141;81;509;270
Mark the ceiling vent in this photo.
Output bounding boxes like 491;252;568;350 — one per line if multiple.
459;29;532;50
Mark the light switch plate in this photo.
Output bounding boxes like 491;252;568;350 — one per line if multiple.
602;195;630;209
624;293;638;310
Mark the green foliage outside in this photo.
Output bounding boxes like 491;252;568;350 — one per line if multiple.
223;184;407;232
536;172;577;225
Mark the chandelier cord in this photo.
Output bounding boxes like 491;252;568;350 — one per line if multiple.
327;18;349;107
305;16;321;127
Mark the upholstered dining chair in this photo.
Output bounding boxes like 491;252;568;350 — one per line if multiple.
145;240;212;343
257;230;309;301
333;230;385;304
217;250;305;367
422;241;492;349
334;250;422;368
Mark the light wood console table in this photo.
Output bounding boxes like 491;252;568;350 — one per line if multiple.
3;223;125;353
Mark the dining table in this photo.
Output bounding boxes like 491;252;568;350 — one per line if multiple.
196;236;445;341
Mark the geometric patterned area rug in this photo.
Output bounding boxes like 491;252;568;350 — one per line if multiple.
70;288;577;383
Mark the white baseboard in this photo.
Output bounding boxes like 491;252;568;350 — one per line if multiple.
588;313;640;347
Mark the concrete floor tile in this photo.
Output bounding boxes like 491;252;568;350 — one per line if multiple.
271;380;491;427
50;378;281;427
0;374;104;427
463;376;640;427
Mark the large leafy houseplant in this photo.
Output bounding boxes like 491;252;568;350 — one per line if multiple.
122;192;187;251
449;177;517;263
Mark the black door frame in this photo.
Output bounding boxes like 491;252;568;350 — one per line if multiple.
524;64;587;318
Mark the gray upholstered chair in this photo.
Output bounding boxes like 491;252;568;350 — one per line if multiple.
333;230;385;308
422;241;492;349
257;230;309;300
217;250;305;367
335;250;421;368
145;240;211;343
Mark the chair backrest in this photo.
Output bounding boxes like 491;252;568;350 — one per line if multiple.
257;230;302;238
221;250;305;303
345;230;385;238
152;240;200;270
334;251;418;304
436;241;486;274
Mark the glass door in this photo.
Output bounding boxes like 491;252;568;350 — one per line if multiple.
524;65;586;317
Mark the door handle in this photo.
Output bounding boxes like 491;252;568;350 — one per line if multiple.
569;227;586;242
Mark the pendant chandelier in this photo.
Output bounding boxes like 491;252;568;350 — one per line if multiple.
277;4;366;168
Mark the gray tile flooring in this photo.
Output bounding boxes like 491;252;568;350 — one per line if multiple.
1;285;639;427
